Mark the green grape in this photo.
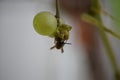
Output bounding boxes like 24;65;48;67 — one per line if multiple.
33;11;57;36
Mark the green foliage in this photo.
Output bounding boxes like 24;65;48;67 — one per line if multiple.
81;0;120;79
109;0;120;33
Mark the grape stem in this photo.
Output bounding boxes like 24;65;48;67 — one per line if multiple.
55;0;60;27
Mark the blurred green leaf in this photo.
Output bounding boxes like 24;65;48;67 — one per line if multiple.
109;0;120;33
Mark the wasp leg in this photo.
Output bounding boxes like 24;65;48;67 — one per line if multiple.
64;40;71;45
50;45;56;50
65;43;71;45
54;39;57;44
61;48;64;53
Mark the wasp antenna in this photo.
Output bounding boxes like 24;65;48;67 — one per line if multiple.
65;42;72;45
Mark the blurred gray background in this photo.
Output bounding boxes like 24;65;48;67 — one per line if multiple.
0;0;92;80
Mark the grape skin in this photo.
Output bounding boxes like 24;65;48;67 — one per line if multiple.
33;11;57;36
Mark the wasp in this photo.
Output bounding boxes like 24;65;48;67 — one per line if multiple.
50;24;72;53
